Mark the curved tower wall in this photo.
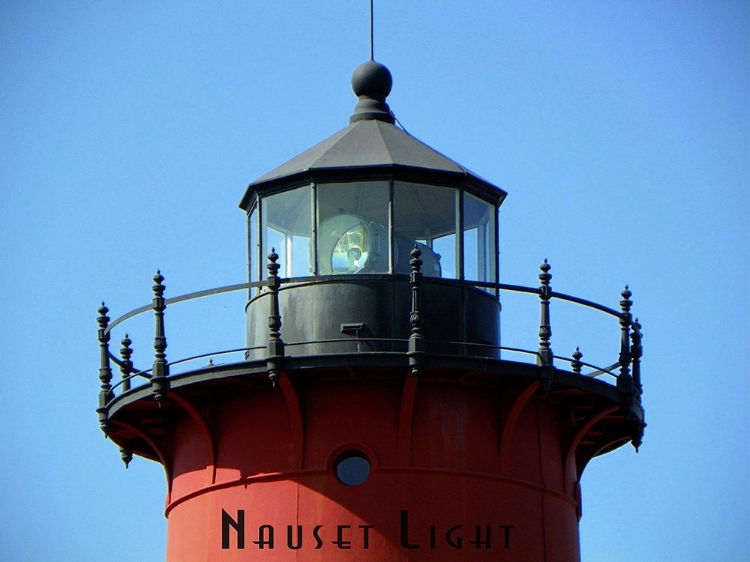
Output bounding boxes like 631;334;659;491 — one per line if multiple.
245;280;500;359
164;372;581;561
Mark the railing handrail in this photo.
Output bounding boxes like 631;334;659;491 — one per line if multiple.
105;281;257;334
97;266;642;413
106;275;626;335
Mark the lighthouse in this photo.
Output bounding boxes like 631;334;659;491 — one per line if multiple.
96;61;644;561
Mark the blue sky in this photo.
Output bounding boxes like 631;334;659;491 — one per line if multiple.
1;2;748;560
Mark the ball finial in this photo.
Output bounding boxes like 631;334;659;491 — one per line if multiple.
349;61;394;124
351;60;392;98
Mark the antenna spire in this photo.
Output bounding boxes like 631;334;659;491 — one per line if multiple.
369;0;374;60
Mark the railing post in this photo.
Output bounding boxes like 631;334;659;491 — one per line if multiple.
266;249;285;387
119;334;133;393
631;318;643;396
617;285;634;395
629;316;645;452
151;270;169;404
104;330;133;472
571;347;583;374
97;302;113;432
537;260;554;394
407;245;424;378
537;259;553;366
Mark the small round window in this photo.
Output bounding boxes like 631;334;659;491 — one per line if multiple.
334;450;371;486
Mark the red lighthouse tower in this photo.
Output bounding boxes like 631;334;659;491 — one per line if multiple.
97;61;644;561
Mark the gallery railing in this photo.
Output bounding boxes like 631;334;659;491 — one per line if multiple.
96;251;643;411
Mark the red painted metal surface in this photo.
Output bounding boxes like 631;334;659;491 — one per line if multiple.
160;373;587;561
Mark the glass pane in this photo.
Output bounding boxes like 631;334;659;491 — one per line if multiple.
334;451;371;486
394;182;458;278
432;233;456;278
317;182;389;274
261;186;312;278
248;203;259;295
463;192;496;283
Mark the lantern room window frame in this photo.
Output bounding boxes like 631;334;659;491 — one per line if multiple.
246;179;500;291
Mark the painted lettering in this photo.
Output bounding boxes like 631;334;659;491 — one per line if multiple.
500;525;514;549
400;509;420;549
445;525;463;549
471;525;492;549
312;524;323;549
396;510;514;551
287;525;303;550
219;509;513;551
332;525;351;549
360;525;373;549
253;524;274;549
221;509;244;549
